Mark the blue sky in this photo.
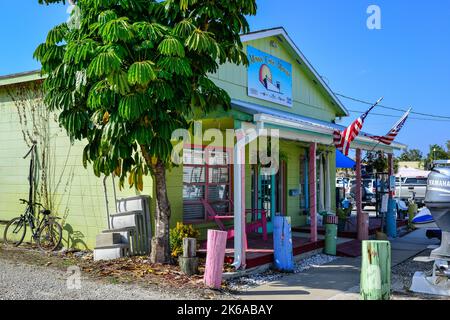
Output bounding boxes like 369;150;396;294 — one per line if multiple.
1;0;449;155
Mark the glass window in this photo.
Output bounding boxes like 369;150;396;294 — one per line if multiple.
182;147;231;222
208;167;229;183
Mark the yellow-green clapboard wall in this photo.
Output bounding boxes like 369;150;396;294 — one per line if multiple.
210;36;341;122
0;34;340;246
0;87;153;249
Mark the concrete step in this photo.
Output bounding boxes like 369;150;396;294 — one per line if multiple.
95;232;122;247
102;227;136;233
110;210;142;218
93;244;129;261
110;211;143;230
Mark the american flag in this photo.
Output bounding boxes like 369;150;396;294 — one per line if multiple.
369;108;411;145
333;97;383;156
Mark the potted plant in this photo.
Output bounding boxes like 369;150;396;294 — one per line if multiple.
337;204;353;232
337;209;348;232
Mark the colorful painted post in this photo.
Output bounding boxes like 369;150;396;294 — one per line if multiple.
273;216;294;272
360;240;391;300
387;154;397;238
309;142;318;242
324;215;338;256
204;230;228;289
408;202;418;228
386;199;398;238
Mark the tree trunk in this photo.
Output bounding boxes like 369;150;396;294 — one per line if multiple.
140;144;172;264
150;159;172;264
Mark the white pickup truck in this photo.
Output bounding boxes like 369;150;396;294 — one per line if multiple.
395;176;428;203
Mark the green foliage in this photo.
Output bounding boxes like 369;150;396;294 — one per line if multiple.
398;149;423;162
169;222;200;258
424;144;450;169
128;61;156;86
337;206;352;220
35;0;257;192
365;151;388;173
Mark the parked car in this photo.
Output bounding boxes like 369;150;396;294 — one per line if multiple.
348;178;376;194
349;185;377;209
395;176;428;204
336;177;349;188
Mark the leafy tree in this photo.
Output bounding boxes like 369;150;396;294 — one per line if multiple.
424;144;449;169
364;151;388;174
35;0;257;263
397;149;423;162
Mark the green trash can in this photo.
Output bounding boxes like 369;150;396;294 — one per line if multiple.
324;214;338;256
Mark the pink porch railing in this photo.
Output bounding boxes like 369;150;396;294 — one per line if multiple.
201;199;268;241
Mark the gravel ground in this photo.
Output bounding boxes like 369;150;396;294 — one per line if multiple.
390;249;450;300
0;256;233;300
0;258;210;300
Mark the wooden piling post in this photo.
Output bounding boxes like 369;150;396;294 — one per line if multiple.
179;238;199;276
360;240;391;300
273;216;294;272
204;230;228;289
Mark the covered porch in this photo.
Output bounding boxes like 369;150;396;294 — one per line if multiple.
229;100;407;270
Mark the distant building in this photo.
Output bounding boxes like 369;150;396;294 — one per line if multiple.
398;161;425;170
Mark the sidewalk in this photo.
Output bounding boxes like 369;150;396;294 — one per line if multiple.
238;229;439;300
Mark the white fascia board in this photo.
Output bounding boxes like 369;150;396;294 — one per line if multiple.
253;113;406;152
240;28;349;117
254;113;332;135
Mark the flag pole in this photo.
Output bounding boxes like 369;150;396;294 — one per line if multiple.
331;96;384;150
360;107;412;163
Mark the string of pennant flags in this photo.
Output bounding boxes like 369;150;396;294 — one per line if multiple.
333;97;412;156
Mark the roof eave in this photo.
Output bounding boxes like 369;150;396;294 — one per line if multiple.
0;70;43;87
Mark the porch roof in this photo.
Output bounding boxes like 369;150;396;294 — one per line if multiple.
231;99;407;152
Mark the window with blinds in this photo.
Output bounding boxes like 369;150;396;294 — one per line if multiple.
183;148;232;222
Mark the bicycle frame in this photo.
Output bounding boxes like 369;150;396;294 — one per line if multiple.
14;201;48;239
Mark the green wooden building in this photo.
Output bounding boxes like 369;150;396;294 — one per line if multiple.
0;27;405;266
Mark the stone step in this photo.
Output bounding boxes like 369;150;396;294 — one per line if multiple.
95;232;122;247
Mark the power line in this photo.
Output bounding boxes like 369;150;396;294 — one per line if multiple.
337;93;450;120
347;109;450;122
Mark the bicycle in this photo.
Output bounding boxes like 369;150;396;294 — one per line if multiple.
3;143;62;252
3;198;63;252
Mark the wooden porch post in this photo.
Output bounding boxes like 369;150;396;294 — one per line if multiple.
386;152;398;237
356;148;368;240
388;153;394;177
241;149;247;265
309;142;318;242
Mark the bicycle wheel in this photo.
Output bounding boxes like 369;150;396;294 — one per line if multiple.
3;217;27;247
36;220;62;252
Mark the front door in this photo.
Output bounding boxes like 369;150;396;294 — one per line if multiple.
251;162;286;234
